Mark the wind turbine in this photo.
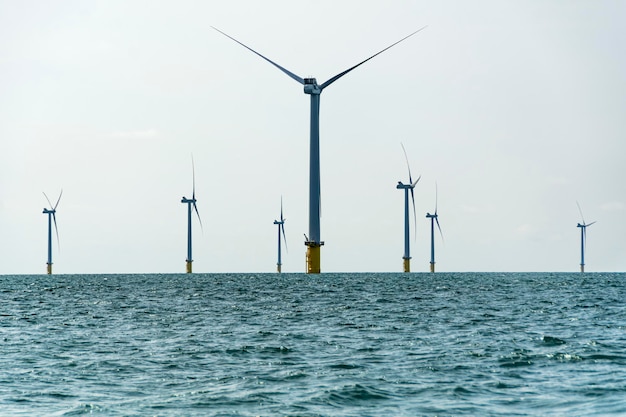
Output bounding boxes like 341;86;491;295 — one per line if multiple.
576;202;596;273
396;143;420;272
213;26;425;273
181;158;202;273
273;197;288;273
425;183;443;273
42;190;62;274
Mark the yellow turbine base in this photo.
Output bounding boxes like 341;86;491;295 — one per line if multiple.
306;245;321;274
277;264;282;273
186;260;192;274
430;262;435;273
403;258;410;273
580;264;584;273
46;263;52;275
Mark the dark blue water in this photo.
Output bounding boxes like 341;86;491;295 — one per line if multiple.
1;273;625;416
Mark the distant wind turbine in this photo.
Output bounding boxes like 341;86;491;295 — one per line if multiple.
273;197;288;273
213;26;425;273
396;143;420;272
425;183;443;273
42;190;62;275
576;202;596;273
181;157;203;273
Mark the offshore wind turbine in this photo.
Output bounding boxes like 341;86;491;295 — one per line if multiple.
42;190;62;274
396;143;420;272
213;26;425;274
576;202;596;273
425;183;443;273
273;197;288;273
181;158;203;273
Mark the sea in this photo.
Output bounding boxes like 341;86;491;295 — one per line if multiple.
1;272;624;416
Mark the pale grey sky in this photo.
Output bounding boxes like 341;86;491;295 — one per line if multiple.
1;0;624;274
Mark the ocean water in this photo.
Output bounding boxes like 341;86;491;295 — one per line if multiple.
1;272;625;416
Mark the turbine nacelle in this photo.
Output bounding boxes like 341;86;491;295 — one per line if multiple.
43;208;55;214
181;197;196;204
303;79;321;95
396;181;414;190
426;212;437;219
577;221;596;228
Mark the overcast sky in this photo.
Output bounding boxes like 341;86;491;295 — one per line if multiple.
1;0;624;274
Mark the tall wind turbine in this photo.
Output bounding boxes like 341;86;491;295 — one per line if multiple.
273;197;287;273
213;26;425;273
576;202;596;273
396;143;420;272
425;183;443;273
181;158;202;273
42;190;62;274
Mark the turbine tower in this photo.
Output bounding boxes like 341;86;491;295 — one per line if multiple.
213;26;425;273
181;158;202;273
42;190;62;274
396;144;420;272
576;202;596;273
273;197;288;273
425;183;443;273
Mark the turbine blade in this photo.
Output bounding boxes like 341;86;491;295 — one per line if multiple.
212;26;304;85
436;217;444;242
401;142;413;183
587;221;597;227
281;223;288;253
412;175;421;188
410;187;417;240
43;192;53;209
54;189;63;210
193;202;203;232
52;212;60;251
191;155;196;200
280;196;284;222
576;201;585;224
320;26;427;90
434;182;438;214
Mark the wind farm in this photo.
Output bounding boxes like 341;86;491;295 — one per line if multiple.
1;1;624;275
273;198;288;273
42;191;62;275
212;26;426;274
576;202;596;273
396;144;421;272
181;158;202;273
4;6;626;414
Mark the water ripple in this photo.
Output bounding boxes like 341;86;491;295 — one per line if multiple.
0;272;625;416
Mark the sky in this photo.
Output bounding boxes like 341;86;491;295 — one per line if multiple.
1;0;625;274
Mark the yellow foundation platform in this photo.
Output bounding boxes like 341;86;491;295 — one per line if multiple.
305;242;324;274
